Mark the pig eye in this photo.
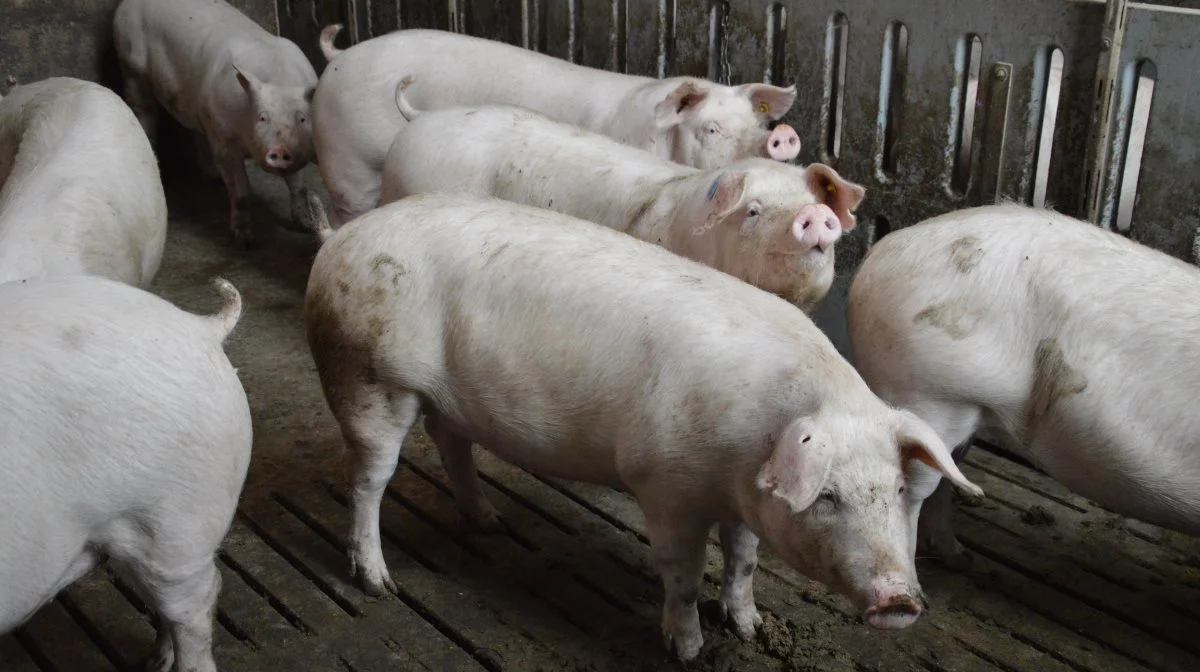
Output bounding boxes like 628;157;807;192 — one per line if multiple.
706;123;719;136
898;485;907;496
818;490;838;507
746;201;762;218
258;113;268;123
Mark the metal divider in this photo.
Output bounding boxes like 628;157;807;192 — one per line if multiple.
280;0;1197;352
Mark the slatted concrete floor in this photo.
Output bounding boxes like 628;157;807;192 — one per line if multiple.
3;168;1199;672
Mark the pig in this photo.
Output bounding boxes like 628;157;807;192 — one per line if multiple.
312;25;801;227
846;204;1200;568
305;193;982;662
379;84;863;311
113;0;319;247
0;275;251;672
0;77;167;286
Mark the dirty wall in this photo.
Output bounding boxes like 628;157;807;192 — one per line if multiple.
0;0;279;89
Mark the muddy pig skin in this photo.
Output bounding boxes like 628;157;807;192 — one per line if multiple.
305;193;982;662
0;276;251;672
313;26;800;227
380;93;863;312
0;77;167;286
847;204;1200;567
114;0;319;247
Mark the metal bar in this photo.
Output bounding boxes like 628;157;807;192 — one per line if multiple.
976;62;1013;204
1080;0;1129;223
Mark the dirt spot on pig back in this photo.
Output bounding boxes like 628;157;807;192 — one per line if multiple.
912;301;980;340
947;235;984;273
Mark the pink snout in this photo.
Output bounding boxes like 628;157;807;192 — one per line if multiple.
766;124;801;161
864;588;926;630
264;145;294;171
791;203;842;252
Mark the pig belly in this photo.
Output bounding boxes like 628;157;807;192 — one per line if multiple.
433;405;627;490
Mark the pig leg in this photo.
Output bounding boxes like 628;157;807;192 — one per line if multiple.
717;521;763;640
642;506;711;662
213;146;256;248
193;133;220;182
318;154;379;228
340;388;422;595
424;412;502;531
120;69;159;145
282;171;317;233
902;401;981;570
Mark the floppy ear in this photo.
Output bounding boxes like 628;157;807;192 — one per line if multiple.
736;83;797;120
655;81;709;128
232;63;260;95
894;410;983;497
804;163;866;232
757;420;834;513
692;171;747;235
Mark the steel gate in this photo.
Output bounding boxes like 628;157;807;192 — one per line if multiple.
278;0;1200;354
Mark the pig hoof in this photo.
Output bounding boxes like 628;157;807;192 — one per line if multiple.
349;553;397;595
464;502;504;532
719;601;763;641
232;226;257;250
664;626;704;663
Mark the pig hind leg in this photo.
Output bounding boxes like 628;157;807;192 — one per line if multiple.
318;154;379;228
718;521;763;640
424;412;502;531
336;387;422;595
108;519;227;672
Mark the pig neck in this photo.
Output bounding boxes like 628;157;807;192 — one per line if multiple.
624;171;706;241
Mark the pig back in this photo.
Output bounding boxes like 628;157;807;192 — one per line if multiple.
0;78;167;286
0;276;251;516
309;194;861;463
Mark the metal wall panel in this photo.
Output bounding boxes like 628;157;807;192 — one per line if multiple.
282;0;1198;355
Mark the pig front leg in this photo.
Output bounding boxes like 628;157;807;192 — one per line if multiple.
193;133;220;181
213;145;256;248
718;521;763;640
119;69;159;145
915;476;973;570
643;509;711;662
283;171;319;234
425;413;502;530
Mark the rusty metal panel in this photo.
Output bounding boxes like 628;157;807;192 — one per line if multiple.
1091;2;1200;261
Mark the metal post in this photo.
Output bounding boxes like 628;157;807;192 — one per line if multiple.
1079;0;1128;224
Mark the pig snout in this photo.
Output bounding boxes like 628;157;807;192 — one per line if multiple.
792;203;842;253
863;580;925;630
765;124;801;161
264;145;294;170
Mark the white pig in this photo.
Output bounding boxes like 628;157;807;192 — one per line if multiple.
380;85;862;311
847;204;1200;567
0;77;167;286
0;275;251;672
113;0;319;247
305;193;982;662
313;25;801;227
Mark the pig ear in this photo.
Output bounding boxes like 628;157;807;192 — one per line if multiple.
232;64;260;94
694;171;747;234
756;420;834;514
894;410;984;497
804;163;866;232
655;81;709;128
737;83;797;120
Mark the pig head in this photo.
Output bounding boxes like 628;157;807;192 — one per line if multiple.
672;160;866;312
232;64;315;175
651;80;800;169
750;409;982;628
